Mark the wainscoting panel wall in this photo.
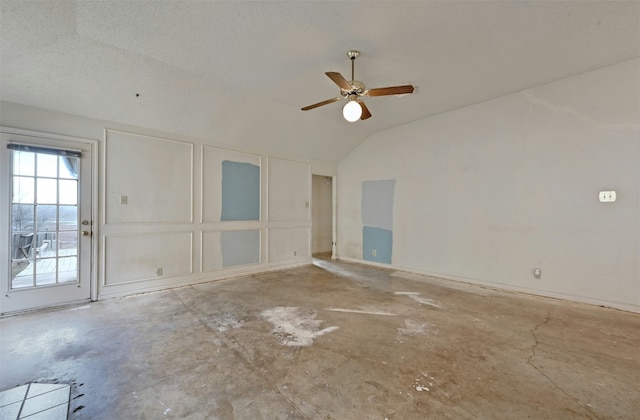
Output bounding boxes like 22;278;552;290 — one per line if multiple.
101;130;310;298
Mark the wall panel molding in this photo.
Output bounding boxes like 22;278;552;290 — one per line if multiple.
103;231;193;286
104;129;194;225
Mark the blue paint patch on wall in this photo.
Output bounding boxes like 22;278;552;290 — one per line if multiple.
362;179;394;264
363;226;392;264
361;180;395;230
221;230;260;267
221;161;260;221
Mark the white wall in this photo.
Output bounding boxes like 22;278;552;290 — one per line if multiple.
312;175;333;253
1;102;312;299
338;59;640;313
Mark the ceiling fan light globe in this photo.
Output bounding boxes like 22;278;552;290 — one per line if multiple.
343;100;362;122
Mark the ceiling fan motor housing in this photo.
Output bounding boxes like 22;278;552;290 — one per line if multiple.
341;80;366;97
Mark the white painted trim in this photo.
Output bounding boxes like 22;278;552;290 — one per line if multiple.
338;256;394;270
308;164;312;257
331;175;337;259
89;140;99;302
199;145;205;224
264;157;270;264
0;126;99;143
198;230;204;274
0;299;92;318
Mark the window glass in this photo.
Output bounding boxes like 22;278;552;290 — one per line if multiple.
13;177;34;204
37;153;58;177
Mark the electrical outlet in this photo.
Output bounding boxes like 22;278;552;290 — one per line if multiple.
599;191;616;203
293;250;297;257
120;195;128;205
156;267;163;277
533;268;541;279
372;249;377;257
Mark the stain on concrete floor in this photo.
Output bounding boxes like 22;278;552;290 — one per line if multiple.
1;257;638;419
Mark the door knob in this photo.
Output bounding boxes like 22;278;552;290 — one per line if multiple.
81;231;91;236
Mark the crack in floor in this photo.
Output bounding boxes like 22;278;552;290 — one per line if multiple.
526;311;550;367
526;311;602;420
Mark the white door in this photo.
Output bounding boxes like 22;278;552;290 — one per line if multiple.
1;130;95;314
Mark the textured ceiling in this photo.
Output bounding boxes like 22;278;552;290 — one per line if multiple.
1;1;639;162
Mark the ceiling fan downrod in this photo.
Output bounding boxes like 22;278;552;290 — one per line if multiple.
347;50;359;82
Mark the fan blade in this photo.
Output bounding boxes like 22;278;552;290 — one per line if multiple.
325;72;352;90
366;85;415;97
301;97;343;111
359;101;372;120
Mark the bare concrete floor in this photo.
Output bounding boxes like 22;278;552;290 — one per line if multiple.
1;257;639;419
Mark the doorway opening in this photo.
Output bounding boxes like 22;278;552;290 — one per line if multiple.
311;174;334;259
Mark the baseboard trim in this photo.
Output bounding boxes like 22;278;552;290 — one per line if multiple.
336;256;640;314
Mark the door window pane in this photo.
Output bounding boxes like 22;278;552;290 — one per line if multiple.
59;179;77;205
59;231;77;254
13;176;34;204
36;153;58;177
11;233;34;260
36;178;57;203
59;156;79;180
59;206;77;231
35;259;56;285
12;204;34;232
11;264;33;288
58;257;77;283
36;205;57;231
32;233;54;259
13;151;34;176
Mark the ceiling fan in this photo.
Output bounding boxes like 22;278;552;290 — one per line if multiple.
301;50;415;122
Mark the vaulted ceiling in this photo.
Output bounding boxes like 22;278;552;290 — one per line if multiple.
1;1;639;162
